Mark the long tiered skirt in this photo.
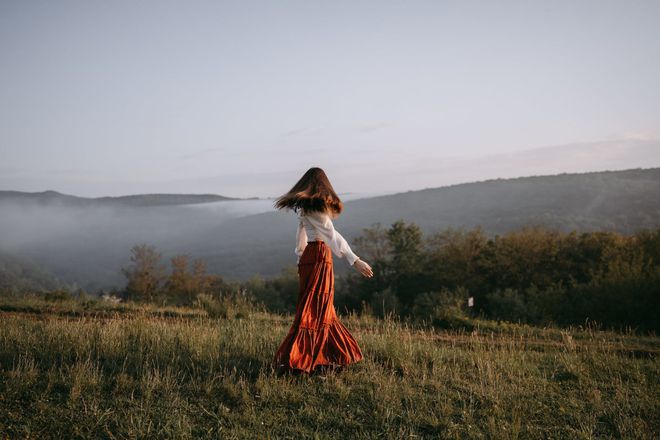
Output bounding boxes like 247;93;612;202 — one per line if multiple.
272;239;364;374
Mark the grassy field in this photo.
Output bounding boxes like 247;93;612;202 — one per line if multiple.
0;297;658;439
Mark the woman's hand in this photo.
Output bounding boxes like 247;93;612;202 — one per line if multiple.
353;259;373;278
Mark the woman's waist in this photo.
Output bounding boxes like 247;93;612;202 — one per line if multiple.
300;239;332;263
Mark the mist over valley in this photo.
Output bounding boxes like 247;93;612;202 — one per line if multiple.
1;167;659;291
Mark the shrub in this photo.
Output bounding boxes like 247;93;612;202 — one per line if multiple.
195;291;256;320
484;288;528;323
368;287;400;318
410;287;473;329
43;289;73;302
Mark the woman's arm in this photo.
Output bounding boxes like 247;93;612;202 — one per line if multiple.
306;212;360;265
295;216;307;263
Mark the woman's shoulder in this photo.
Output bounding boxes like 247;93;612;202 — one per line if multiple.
300;209;327;216
300;210;331;221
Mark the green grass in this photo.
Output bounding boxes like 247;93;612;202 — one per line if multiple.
0;297;658;439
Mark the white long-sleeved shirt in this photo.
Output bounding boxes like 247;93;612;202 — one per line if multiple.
295;210;360;266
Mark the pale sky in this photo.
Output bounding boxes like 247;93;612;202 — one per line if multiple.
1;0;659;198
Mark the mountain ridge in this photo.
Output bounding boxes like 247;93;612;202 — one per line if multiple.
0;190;249;207
182;166;660;280
1;167;659;288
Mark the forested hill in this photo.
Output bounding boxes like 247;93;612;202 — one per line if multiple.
0;253;62;294
1;167;659;287
0;190;243;207
343;166;660;234
191;167;660;279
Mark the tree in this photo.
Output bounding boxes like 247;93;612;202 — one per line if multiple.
425;226;489;294
121;244;166;302
343;223;394;310
164;254;212;305
386;220;425;310
352;222;392;263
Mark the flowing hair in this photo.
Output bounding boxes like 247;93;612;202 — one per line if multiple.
273;167;343;216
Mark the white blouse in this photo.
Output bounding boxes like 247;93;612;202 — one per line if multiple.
295;210;360;266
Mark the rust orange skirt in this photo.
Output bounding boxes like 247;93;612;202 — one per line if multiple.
272;239;364;374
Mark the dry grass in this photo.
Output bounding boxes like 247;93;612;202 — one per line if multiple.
0;297;658;439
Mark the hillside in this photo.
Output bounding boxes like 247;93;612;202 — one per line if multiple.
0;253;62;294
0;190;242;207
0;297;657;438
1;167;659;288
191;167;660;279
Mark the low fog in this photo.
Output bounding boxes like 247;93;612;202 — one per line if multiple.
2;167;659;292
0;198;279;290
0;192;382;290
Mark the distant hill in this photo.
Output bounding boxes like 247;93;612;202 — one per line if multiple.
343;166;660;234
0;190;242;207
0;253;63;294
189;167;660;279
1;167;659;288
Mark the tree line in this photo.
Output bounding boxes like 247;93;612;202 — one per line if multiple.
339;221;659;331
119;222;660;332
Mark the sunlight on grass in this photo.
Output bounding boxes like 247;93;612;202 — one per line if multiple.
0;298;658;439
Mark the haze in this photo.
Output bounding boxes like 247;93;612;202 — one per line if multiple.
1;0;659;198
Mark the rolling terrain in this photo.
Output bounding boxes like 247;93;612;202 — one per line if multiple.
0;190;243;207
189;167;660;280
1;167;659;289
0;296;657;439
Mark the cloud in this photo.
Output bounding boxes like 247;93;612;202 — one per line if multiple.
606;131;660;141
354;122;393;133
405;137;660;189
281;127;325;137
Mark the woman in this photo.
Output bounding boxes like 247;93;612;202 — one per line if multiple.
271;167;374;375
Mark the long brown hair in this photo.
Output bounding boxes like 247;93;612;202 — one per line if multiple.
273;167;343;216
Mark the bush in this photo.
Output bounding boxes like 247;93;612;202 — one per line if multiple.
43;289;73;302
243;267;299;314
344;222;660;332
368;287;400;318
410;287;473;329
485;288;528;323
195;291;256;319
